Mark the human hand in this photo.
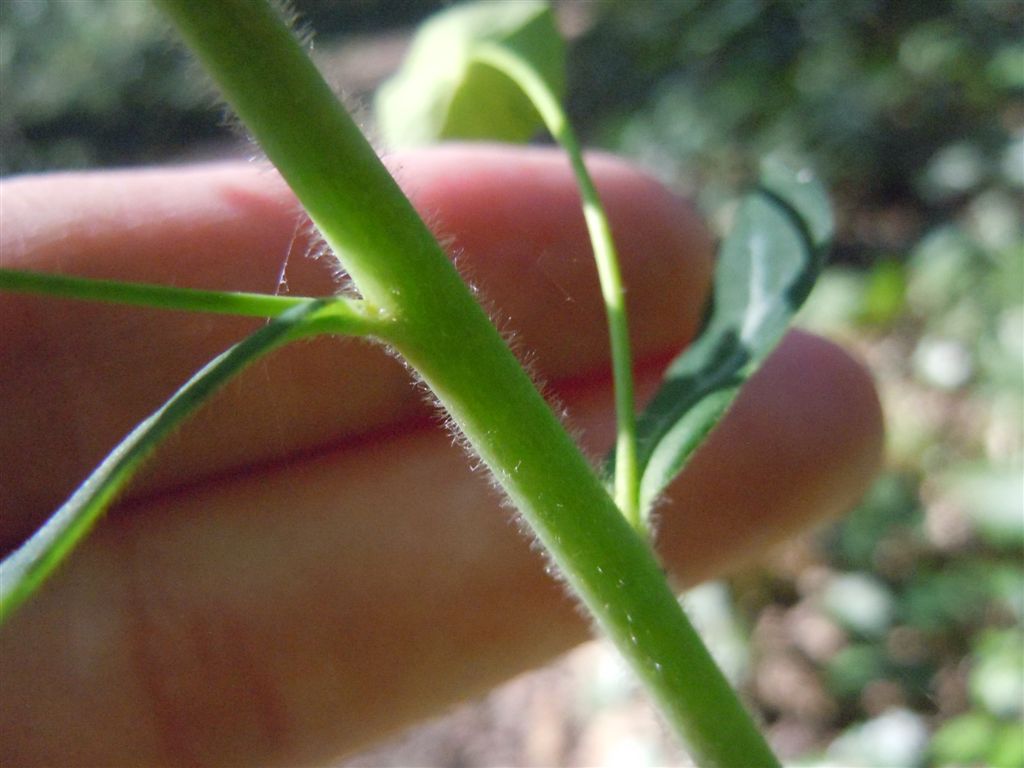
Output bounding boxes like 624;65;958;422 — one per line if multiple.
0;145;882;767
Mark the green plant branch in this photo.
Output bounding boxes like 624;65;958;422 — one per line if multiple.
474;42;641;531
147;2;778;765
0;268;381;328
0;300;357;622
0;1;780;763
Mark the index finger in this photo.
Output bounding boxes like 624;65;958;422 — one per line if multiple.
0;144;714;547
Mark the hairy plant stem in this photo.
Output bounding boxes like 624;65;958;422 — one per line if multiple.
143;2;779;764
474;43;641;531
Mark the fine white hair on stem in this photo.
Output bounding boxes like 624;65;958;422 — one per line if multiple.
272;213;304;297
168;0;356;301
267;193;352;300
268;0;315;52
361;189;613;616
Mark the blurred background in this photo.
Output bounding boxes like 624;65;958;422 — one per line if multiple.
2;0;1021;765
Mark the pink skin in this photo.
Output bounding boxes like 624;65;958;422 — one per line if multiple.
0;145;883;767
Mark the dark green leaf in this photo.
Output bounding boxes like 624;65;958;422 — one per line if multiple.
375;0;564;146
627;162;831;516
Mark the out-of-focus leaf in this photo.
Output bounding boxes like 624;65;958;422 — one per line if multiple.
823;472;922;570
826;644;887;699
987;564;1024;622
821;572;895;638
921;142;987;201
971;629;1024;718
931;712;999;766
900;562;996;632
796;267;866;333
989;43;1024;89
825;708;929;768
906;225;978;313
630;161;831;515
989;722;1024;768
859;260;907;327
375;0;564;147
939;465;1024;549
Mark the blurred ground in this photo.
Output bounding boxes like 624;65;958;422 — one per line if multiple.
343;640;692;768
1;1;1021;766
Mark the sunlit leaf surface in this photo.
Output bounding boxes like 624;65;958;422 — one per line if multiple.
628;163;832;517
375;0;563;146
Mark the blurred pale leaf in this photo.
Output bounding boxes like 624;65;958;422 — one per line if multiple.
375;0;564;147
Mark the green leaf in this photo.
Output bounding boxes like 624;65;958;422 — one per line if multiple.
375;0;564;146
931;712;999;766
989;721;1024;768
826;644;888;699
970;629;1024;719
627;162;831;517
938;464;1024;549
0;300;339;623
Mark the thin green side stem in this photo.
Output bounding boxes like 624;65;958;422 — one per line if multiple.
473;43;640;531
0;268;388;335
146;2;777;764
2;268;315;319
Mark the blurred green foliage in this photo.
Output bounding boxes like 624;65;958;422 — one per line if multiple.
1;1;1021;766
572;0;1022;260
0;0;444;174
572;3;1021;765
0;0;223;172
793;202;1021;765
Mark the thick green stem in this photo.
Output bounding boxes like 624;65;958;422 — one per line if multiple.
148;2;777;764
475;43;641;531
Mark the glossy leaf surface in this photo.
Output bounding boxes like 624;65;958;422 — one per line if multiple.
629;163;832;517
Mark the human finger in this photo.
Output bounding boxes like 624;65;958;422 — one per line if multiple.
0;145;712;546
0;328;881;767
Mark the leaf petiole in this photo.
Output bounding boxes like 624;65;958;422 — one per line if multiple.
0;268;391;337
473;42;642;532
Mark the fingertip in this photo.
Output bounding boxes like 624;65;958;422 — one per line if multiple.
656;329;884;584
